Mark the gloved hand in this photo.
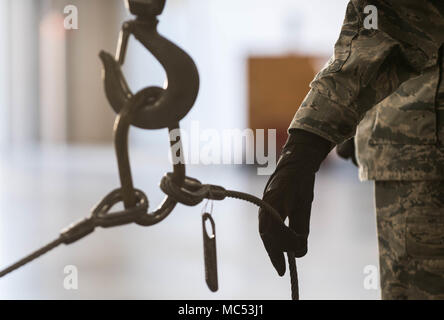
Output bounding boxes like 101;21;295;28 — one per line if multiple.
336;138;357;167
259;129;334;276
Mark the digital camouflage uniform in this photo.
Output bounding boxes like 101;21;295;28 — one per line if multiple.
288;0;444;299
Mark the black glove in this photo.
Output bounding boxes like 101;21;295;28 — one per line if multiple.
259;129;334;276
336;138;357;166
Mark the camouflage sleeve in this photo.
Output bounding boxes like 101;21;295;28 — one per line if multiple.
289;0;414;144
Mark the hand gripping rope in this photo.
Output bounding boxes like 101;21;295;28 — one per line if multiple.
0;0;299;300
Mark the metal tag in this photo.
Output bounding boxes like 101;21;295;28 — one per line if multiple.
202;212;218;292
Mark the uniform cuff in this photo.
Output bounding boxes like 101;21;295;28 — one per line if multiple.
288;89;359;145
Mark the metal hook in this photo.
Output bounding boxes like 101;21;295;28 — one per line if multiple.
103;0;194;225
113;89;186;226
100;0;200;130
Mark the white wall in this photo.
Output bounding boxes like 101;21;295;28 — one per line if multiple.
6;0;40;147
0;0;10;147
39;11;67;144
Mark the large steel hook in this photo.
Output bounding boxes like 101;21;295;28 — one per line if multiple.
113;90;186;226
100;0;200;130
102;0;200;225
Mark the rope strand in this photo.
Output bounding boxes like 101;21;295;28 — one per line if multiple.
224;189;299;300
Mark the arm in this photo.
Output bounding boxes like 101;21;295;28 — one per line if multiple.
259;0;419;276
290;0;416;144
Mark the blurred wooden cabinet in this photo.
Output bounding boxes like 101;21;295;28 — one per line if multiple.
248;55;318;152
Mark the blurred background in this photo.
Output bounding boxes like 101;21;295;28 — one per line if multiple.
0;0;379;299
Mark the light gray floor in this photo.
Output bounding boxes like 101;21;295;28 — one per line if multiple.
0;145;379;299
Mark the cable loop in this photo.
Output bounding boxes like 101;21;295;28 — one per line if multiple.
92;188;149;228
160;172;226;206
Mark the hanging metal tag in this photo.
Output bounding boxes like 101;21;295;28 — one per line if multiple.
202;208;218;292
